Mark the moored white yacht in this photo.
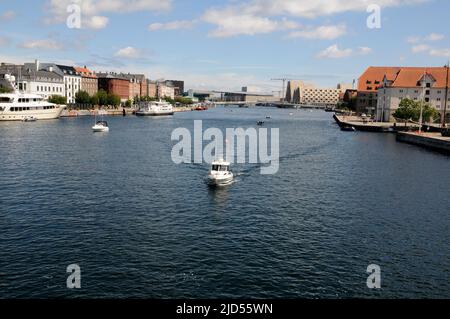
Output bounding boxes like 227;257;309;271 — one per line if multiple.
136;100;174;116
92;120;109;132
0;92;64;121
208;159;234;186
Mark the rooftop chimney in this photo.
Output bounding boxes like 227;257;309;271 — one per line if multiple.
35;59;40;71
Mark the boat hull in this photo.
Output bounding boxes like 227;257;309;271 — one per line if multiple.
207;174;234;186
0;107;65;121
136;111;174;116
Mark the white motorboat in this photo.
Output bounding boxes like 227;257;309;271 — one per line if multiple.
136;100;174;116
22;116;37;122
92;121;109;132
208;159;234;186
0;93;64;121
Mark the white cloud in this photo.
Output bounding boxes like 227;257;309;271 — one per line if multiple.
316;44;372;59
45;0;172;29
358;46;373;55
0;36;10;46
317;45;353;59
18;39;64;50
0;10;16;21
149;20;197;31
412;44;431;53
202;9;300;38
425;33;445;41
84;16;109;29
203;0;428;37
429;48;450;57
408;33;445;43
114;47;146;59
287;25;347;40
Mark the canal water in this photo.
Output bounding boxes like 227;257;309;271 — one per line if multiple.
0;107;449;298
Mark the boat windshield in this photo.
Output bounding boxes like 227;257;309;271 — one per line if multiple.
212;165;229;172
97;121;108;126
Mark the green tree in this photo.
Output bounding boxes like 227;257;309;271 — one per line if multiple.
175;97;194;105
90;94;99;106
96;89;108;106
125;99;133;108
107;93;121;106
48;95;67;105
75;90;91;104
393;98;440;122
0;86;13;93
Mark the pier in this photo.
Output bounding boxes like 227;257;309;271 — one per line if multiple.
333;114;419;132
396;132;450;154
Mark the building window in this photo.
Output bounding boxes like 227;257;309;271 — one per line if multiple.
425;97;430;102
425;90;430;95
426;83;431;88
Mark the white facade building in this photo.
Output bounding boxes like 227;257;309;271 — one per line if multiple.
286;81;346;106
376;67;450;122
157;83;175;99
0;61;65;100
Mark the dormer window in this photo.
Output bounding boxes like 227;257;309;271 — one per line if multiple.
426;83;431;88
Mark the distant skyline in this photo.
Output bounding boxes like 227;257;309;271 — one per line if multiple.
0;0;449;92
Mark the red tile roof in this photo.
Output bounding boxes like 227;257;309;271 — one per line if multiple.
75;67;97;78
358;67;401;92
390;67;449;88
359;66;449;92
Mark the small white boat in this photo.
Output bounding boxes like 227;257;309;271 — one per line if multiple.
22;116;37;122
208;159;234;186
92;121;109;132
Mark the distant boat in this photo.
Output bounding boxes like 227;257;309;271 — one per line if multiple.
92;120;109;132
257;121;264;126
266;116;271;119
207;159;234;187
136;100;174;116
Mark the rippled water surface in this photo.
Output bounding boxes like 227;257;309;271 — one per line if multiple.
0;107;449;298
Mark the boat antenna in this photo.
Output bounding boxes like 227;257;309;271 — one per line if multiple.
442;61;449;128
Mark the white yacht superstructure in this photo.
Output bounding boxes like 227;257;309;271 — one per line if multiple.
0;93;64;121
136;100;174;116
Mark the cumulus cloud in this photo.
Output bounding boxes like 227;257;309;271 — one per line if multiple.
149;20;197;31
202;8;299;38
203;0;428;37
316;45;353;59
114;47;149;60
287;25;347;40
316;44;372;59
18;39;64;50
45;0;172;29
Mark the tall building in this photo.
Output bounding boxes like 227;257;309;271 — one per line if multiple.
0;61;65;100
357;67;402;115
38;62;81;104
157;83;175;99
147;80;157;98
376;66;450;122
165;80;184;97
119;73;147;99
285;81;346;106
75;66;98;96
97;73;131;102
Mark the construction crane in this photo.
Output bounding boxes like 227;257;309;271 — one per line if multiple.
271;78;292;103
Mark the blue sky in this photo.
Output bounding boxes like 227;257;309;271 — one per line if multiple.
0;0;449;92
